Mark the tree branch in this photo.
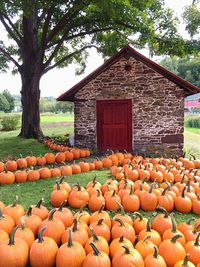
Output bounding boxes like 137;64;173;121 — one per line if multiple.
0;14;22;48
0;46;21;70
42;44;100;74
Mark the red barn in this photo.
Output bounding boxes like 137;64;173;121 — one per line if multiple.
57;45;200;156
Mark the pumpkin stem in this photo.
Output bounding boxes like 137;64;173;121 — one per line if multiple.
35;198;44;208
186;218;195;225
183;254;190;266
153;246;159;259
58;200;67;211
186;180;191;192
59;176;65;184
12;195;19;207
112;190;116;197
181;187;186;198
116;201;125;215
119;234;124;242
79;203;88;212
170;214;177;233
26;206;33;216
143;235;152;243
92;175;97;185
89;242;101;256
129;185;133;195
56;181;61;190
38;227;46;243
162;186;169;196
90;227;99;242
20;216;26;230
72;219;78;232
8;226;18;246
146;219;152;232
171;234;182;243
194;232;200;246
75;183;81;191
149;183;154;193
122;244;131;254
156;206;169;218
133;212;143;221
97;218;104;226
98;204;105;213
68;229;73;247
96;188;101;197
114;218;124;227
48;208;57;221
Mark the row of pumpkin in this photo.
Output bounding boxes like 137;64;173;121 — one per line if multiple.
0;197;200;267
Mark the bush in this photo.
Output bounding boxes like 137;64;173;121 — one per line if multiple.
185;116;200;128
0;115;20;131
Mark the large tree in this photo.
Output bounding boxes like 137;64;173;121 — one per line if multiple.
0;0;188;138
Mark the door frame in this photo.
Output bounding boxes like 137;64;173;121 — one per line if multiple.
96;99;132;151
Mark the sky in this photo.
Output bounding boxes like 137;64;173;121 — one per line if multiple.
0;0;193;98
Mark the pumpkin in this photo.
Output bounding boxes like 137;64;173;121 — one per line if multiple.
122;186;140;212
79;161;90;172
39;208;65;245
53;176;71;193
4;196;25;223
39;167;51;179
50;166;61;177
16;206;42;237
56;229;86;267
138;219;161;247
151;206;172;237
74;204;91;225
31;199;49;220
177;218;195;236
26;155;37;167
71;163;82;174
64;150;74;161
60;165;73;176
27;169;40;181
71;148;81;159
85;228;109;255
88;189;105;212
0;207;15;234
105;191;121;211
109;235;133;259
192;196;200;215
112;244;144;267
53;201;74;228
159;234;186;267
89;204;111;229
0;161;4;172
5;160;17;172
162;214;186;246
44;153;55;164
111;218;135;243
140;184;158;211
30;227;58;267
55;152;66;164
36;155;46;166
132;212;148;235
82;242;111;267
175;187;192;213
50;182;68;208
89;218;111;243
68;184;89;209
144;246;167;267
157;186;174;212
185;232;200;266
0;227;29;267
61;219;89;246
16;156;27;169
174;254;195;267
0;170;15;185
15;217;35;248
135;235;155;259
15;170;28;183
93;159;103;169
112;201;133;227
102;157;113;169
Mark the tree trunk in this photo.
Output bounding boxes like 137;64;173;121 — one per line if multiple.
19;73;43;139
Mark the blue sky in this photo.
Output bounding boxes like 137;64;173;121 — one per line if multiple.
0;0;194;97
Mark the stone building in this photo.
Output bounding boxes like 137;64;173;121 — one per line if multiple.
57;45;200;156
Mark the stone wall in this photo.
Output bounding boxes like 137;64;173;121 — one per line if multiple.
74;55;185;156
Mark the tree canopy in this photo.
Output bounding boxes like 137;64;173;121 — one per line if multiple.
0;0;198;138
0;90;15;112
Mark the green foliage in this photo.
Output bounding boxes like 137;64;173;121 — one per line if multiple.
183;1;200;37
185;115;200;128
0;90;15;112
159;56;200;87
0;115;20;131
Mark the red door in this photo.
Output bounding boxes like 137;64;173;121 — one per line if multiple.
97;99;132;151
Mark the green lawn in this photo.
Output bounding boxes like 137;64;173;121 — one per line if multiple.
184;127;200;158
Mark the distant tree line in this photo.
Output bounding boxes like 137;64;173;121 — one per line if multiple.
159;56;200;88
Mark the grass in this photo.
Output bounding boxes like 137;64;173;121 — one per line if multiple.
0;169;198;224
0;112;200;224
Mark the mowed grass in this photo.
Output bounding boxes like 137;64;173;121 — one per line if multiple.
0;112;200;224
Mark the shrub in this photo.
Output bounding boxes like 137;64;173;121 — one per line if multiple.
185;116;200;128
0;115;20;131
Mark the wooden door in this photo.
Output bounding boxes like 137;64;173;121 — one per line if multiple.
97;99;132;151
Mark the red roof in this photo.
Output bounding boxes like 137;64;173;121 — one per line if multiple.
57;45;200;101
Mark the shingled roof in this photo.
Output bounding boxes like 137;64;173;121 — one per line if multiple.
57;45;200;101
